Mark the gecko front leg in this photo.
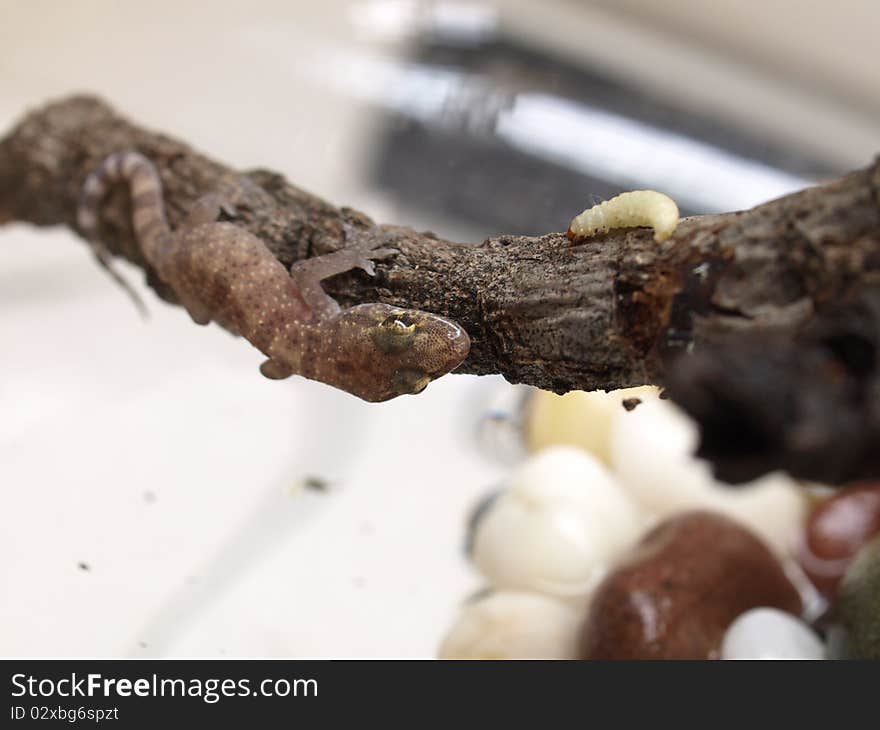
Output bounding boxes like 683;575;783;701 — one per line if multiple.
257;231;395;380
289;228;397;318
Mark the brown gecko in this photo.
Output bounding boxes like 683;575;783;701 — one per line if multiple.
77;151;470;402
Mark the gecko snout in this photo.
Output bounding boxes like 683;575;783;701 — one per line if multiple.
381;308;470;379
332;303;470;401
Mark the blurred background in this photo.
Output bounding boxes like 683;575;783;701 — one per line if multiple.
1;0;878;657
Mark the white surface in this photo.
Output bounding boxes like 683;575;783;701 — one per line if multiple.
0;224;499;657
0;0;503;658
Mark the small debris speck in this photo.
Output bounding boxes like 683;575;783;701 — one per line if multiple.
304;476;329;492
143;491;157;504
77;562;90;572
622;398;642;411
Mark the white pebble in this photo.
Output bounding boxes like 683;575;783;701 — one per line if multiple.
609;398;806;555
721;608;825;660
438;591;582;659
525;386;660;466
471;446;643;597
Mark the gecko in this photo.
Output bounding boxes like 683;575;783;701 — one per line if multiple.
567;190;679;243
77;151;470;402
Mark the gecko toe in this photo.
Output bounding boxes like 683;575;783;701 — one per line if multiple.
358;247;398;275
368;247;398;260
219;201;238;219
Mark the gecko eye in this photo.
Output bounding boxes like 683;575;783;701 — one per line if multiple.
372;312;419;353
380;312;418;333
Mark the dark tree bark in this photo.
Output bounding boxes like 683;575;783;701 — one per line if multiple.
665;286;880;486
2;96;880;483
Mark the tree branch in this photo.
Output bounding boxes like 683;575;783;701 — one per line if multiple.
665;286;880;486
2;95;880;409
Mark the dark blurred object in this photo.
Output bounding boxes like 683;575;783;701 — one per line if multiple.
665;287;880;486
370;30;840;235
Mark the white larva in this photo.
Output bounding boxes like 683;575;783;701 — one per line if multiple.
567;190;680;243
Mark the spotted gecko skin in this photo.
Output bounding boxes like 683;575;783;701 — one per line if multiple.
77;151;470;402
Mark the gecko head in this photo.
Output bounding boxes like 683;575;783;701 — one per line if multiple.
329;303;470;402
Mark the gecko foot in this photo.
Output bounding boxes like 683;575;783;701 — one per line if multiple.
260;358;293;380
340;225;398;275
353;247;397;277
288;235;397;317
290;243;396;288
172;287;213;325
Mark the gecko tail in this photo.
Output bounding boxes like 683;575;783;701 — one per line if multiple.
77;151;170;318
91;247;149;319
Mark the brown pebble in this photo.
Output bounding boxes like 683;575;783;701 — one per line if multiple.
798;482;880;598
579;511;801;659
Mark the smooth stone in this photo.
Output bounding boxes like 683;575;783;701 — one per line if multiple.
438;591;581;659
471;446;643;597
721;608;825;660
798;482;880;597
525;386;661;466
830;536;880;658
579;511;802;659
609;398;807;555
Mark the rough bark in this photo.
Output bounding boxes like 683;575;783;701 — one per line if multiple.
2;95;880;483
666;286;880;486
